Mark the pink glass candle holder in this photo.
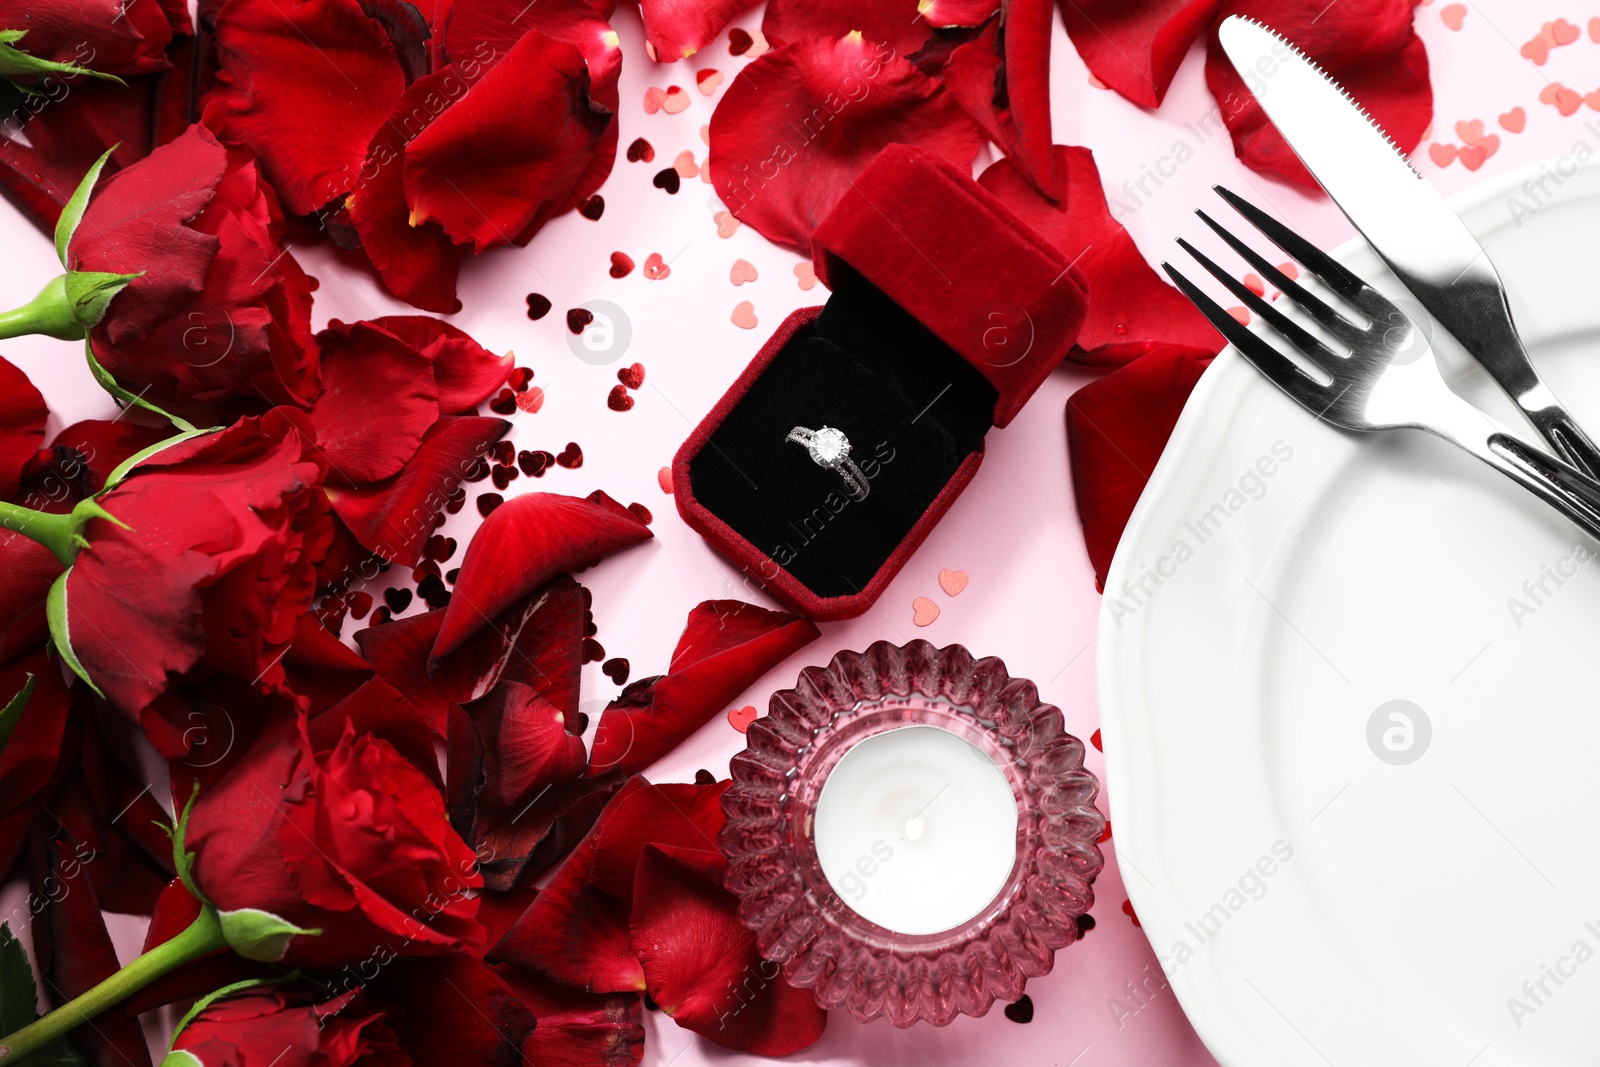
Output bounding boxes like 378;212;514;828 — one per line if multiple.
720;639;1105;1027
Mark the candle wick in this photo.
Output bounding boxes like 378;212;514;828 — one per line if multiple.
900;781;951;842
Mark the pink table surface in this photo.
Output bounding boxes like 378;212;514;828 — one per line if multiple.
0;1;1591;1062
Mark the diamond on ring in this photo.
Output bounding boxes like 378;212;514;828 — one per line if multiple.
787;425;870;501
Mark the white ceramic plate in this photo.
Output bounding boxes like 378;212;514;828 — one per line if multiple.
1099;159;1600;1067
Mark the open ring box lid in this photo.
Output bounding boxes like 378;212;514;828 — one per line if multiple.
672;144;1088;620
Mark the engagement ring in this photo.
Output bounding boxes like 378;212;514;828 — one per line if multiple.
786;425;870;501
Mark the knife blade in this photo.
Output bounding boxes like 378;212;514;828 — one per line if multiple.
1217;14;1600;477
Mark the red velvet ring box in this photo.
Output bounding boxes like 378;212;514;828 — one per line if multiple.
672;144;1089;620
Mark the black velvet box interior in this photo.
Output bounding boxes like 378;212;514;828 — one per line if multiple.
687;266;999;599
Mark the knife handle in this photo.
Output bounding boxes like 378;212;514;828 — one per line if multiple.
1526;406;1600;482
1483;432;1600;543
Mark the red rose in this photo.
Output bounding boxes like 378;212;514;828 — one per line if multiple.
60;412;331;716
183;696;486;969
70;123;317;406
168;990;408;1067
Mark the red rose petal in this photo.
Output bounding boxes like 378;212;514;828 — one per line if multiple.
1059;0;1218;109
1204;0;1431;192
405;31;610;250
431;491;652;662
346;67;467;314
979;146;1222;365
1066;347;1214;588
631;845;827;1055
358;575;584;737
762;0;931;54
0;355;47;499
326;416;510;567
640;0;759;61
501;968;646;1067
369;315;515;415
489;777;651;992
589;600;819;775
310;320;441;483
710;34;984;250
212;0;407;216
943;0;1058;198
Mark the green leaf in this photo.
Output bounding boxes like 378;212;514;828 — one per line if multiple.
102;426;220;490
216;908;320;963
170;973;297;1041
0;922;92;1066
83;342;196;433
0;673;34;757
53;147;115;267
0;922;35;1035
44;571;101;698
0;32;124;97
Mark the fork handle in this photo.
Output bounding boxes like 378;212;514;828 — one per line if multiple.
1480;432;1600;542
1525;407;1600;482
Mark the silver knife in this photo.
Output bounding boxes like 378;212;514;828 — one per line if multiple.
1218;14;1600;477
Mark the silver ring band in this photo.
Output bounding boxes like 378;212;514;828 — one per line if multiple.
786;425;869;501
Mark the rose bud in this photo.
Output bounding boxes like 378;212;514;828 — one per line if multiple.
27;412;331;716
0;124;317;408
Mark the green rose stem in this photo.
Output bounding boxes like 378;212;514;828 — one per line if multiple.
0;906;227;1065
0;496;123;567
0;272;139;342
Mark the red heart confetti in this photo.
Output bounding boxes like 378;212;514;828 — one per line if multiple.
643;252;670;280
1499;107;1526;133
566;308;594;333
556;442;583;468
662;86;690;113
1427;142;1457;167
714;210;740;238
658;466;673;494
626;137;655;163
525;293;551;320
609;251;634;278
729;258;758;285
607;385;635;411
912;596;940;626
673;150;699;178
938;568;969;596
697;69;723;95
515;386;545;414
578;195;604;220
727;705;758;732
794;262;817;290
617;363;645;389
653;168;681;194
1439;3;1465;30
730;300;757;329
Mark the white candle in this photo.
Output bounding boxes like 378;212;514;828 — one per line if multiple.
812;724;1019;935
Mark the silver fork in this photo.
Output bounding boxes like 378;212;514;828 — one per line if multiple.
1164;187;1600;543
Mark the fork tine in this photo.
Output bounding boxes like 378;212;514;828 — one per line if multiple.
1213;186;1368;300
1175;237;1345;372
1161;262;1333;407
1194;210;1361;342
